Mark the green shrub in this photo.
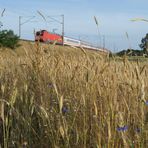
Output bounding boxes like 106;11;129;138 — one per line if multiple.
116;48;145;57
0;30;20;49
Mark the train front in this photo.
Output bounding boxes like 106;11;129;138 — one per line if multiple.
35;30;46;42
35;30;63;44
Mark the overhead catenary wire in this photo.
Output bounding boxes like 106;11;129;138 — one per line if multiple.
20;16;36;25
19;16;36;37
47;16;62;24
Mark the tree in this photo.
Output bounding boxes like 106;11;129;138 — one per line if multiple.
116;49;144;57
139;33;148;54
0;30;20;49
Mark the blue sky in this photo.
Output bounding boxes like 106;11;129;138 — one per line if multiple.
0;0;148;51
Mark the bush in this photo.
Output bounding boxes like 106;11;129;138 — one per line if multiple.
116;48;145;57
0;30;20;49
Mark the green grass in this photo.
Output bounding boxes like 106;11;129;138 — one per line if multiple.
0;41;148;147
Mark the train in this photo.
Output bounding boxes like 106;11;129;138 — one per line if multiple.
35;30;109;53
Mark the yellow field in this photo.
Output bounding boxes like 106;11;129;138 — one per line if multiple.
0;41;148;147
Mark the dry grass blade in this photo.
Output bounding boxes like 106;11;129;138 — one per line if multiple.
59;95;63;114
59;126;65;138
130;18;148;22
93;101;98;116
0;40;148;147
37;10;47;22
1;8;5;17
80;47;87;55
125;32;132;51
94;16;99;26
93;16;101;46
140;65;146;75
70;45;78;49
53;82;59;98
40;106;49;119
125;32;129;40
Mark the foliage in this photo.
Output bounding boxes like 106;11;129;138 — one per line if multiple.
139;33;148;54
116;48;144;57
0;30;20;49
115;33;148;57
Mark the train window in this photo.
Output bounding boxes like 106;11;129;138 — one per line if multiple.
67;39;79;43
36;32;40;36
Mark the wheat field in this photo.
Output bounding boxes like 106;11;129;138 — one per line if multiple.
0;41;148;147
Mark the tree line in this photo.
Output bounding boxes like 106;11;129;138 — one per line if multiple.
116;33;148;57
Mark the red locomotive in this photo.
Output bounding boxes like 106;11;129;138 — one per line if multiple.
35;30;63;44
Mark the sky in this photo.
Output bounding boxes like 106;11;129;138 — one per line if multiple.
0;0;148;51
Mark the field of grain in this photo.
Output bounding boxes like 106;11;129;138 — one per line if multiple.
0;41;148;147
